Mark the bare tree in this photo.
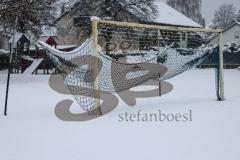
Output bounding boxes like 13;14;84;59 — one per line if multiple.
237;10;240;22
0;0;57;35
63;0;157;21
55;0;157;45
211;3;236;29
167;0;205;26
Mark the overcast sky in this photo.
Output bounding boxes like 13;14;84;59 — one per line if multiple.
202;0;240;24
159;0;240;25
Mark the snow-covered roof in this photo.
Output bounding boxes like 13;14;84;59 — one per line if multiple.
30;44;78;51
56;1;202;28
0;49;10;55
221;22;240;33
8;32;29;43
153;2;202;28
38;36;51;43
38;36;57;45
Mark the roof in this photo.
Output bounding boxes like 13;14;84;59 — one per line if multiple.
38;36;57;45
207;22;240;42
223;22;240;32
55;0;80;22
9;32;30;43
38;36;50;42
56;45;78;50
56;1;202;28
152;2;202;28
0;49;10;55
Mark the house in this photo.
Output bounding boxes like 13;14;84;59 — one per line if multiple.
210;22;240;47
151;2;202;28
8;33;31;73
203;22;240;69
38;36;57;47
9;32;30;52
55;1;202;45
167;0;205;27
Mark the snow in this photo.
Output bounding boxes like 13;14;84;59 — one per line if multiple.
154;2;202;28
56;45;78;50
40;26;57;37
0;69;240;160
0;49;10;55
55;0;83;17
30;45;78;51
223;42;240;53
36;38;91;60
38;36;53;43
56;1;202;28
8;32;29;44
23;58;44;74
91;16;100;21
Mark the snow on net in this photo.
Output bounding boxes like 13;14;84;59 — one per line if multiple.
38;22;219;113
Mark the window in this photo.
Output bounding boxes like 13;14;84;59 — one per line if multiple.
234;31;240;39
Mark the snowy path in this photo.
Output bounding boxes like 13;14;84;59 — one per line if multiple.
0;69;240;160
23;58;44;74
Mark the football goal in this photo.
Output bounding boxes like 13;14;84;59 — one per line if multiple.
38;18;224;115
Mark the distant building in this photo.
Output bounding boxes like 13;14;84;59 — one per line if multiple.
203;22;240;69
55;1;202;45
9;32;30;52
38;36;57;47
210;22;240;46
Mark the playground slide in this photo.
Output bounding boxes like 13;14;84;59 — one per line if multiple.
23;58;44;74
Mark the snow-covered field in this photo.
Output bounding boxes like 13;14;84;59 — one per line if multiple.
0;69;240;160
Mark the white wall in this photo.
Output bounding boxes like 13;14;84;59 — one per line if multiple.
223;25;240;46
209;24;240;47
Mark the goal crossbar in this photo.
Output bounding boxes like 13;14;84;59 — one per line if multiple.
93;19;222;33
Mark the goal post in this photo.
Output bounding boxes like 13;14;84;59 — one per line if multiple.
91;19;102;115
217;32;225;101
91;19;225;103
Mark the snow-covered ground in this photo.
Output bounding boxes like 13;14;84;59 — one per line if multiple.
0;69;240;160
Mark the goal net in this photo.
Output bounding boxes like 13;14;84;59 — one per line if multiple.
38;19;224;115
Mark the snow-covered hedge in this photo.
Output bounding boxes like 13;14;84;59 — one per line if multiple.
223;42;240;54
201;42;240;68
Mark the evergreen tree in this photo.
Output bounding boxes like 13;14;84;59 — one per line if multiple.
212;3;236;29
